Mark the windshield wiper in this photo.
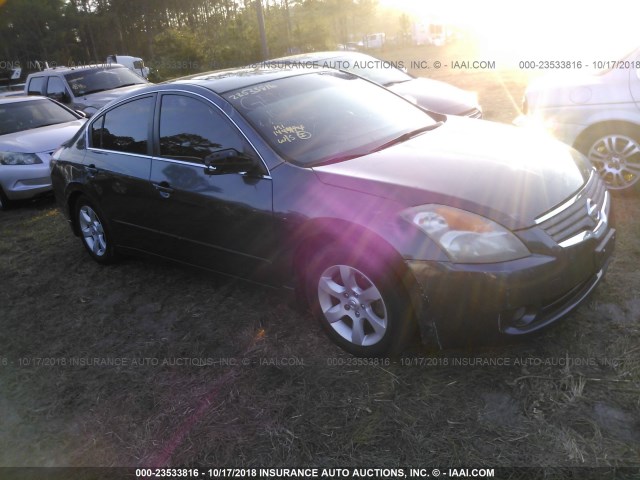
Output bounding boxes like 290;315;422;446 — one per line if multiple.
383;79;411;87
310;152;368;167
371;122;443;153
114;83;141;89
82;88;109;95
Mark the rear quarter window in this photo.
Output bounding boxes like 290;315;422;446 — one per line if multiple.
27;76;46;95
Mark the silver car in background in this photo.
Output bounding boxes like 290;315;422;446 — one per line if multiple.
0;96;86;209
516;46;640;192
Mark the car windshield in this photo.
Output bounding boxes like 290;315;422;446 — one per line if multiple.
64;67;147;96
223;71;438;166
0;99;79;135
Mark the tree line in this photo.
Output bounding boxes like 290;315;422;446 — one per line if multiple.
0;0;407;81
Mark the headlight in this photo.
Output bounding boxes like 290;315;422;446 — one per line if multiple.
0;152;42;165
402;205;530;263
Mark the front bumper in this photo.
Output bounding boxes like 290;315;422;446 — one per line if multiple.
0;163;52;200
406;226;615;348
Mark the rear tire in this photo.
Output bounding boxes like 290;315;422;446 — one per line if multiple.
75;195;118;264
305;244;414;357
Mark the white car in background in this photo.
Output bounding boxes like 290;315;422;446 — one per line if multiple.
0;96;86;209
106;55;150;79
516;47;640;192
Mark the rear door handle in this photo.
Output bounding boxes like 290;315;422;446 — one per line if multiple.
153;181;174;199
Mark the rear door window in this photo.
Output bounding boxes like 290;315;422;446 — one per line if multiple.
90;96;154;155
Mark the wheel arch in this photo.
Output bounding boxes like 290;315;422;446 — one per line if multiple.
65;186;92;237
573;119;640;152
288;217;431;340
291;217;438;354
291;218;408;284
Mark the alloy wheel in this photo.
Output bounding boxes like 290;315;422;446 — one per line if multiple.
79;205;107;257
317;264;388;347
588;133;640;190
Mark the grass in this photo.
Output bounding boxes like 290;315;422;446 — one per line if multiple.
0;43;639;478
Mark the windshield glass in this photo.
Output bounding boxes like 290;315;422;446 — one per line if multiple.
339;53;412;86
223;71;437;166
0;99;79;135
64;67;147;96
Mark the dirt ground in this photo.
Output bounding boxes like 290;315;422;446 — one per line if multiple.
1;43;639;478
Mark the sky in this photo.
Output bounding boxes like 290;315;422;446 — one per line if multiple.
378;0;637;60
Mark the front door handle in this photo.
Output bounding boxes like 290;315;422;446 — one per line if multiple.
153;181;174;199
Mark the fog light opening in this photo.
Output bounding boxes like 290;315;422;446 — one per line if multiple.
505;306;538;329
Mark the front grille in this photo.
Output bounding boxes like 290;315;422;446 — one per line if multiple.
536;172;608;246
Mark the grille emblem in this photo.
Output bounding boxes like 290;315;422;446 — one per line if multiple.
586;198;600;222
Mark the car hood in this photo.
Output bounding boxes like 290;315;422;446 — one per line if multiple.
524;69;632;110
312;117;590;230
0;120;86;153
77;84;148;108
388;77;479;115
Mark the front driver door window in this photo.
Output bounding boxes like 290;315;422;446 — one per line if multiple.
150;93;274;280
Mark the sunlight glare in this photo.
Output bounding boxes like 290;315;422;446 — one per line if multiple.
379;0;637;64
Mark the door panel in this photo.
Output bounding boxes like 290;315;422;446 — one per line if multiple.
83;95;169;253
148;93;275;280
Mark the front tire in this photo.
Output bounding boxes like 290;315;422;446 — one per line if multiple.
576;124;640;192
76;196;117;264
306;245;413;356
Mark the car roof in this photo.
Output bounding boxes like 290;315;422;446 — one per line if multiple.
0;95;51;105
28;64;129;75
266;51;374;64
169;66;330;94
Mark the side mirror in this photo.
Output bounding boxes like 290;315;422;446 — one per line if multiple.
204;148;255;175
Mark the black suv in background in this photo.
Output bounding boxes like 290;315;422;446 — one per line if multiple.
25;64;149;116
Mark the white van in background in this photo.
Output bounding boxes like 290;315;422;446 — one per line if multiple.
106;55;149;79
362;33;385;50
